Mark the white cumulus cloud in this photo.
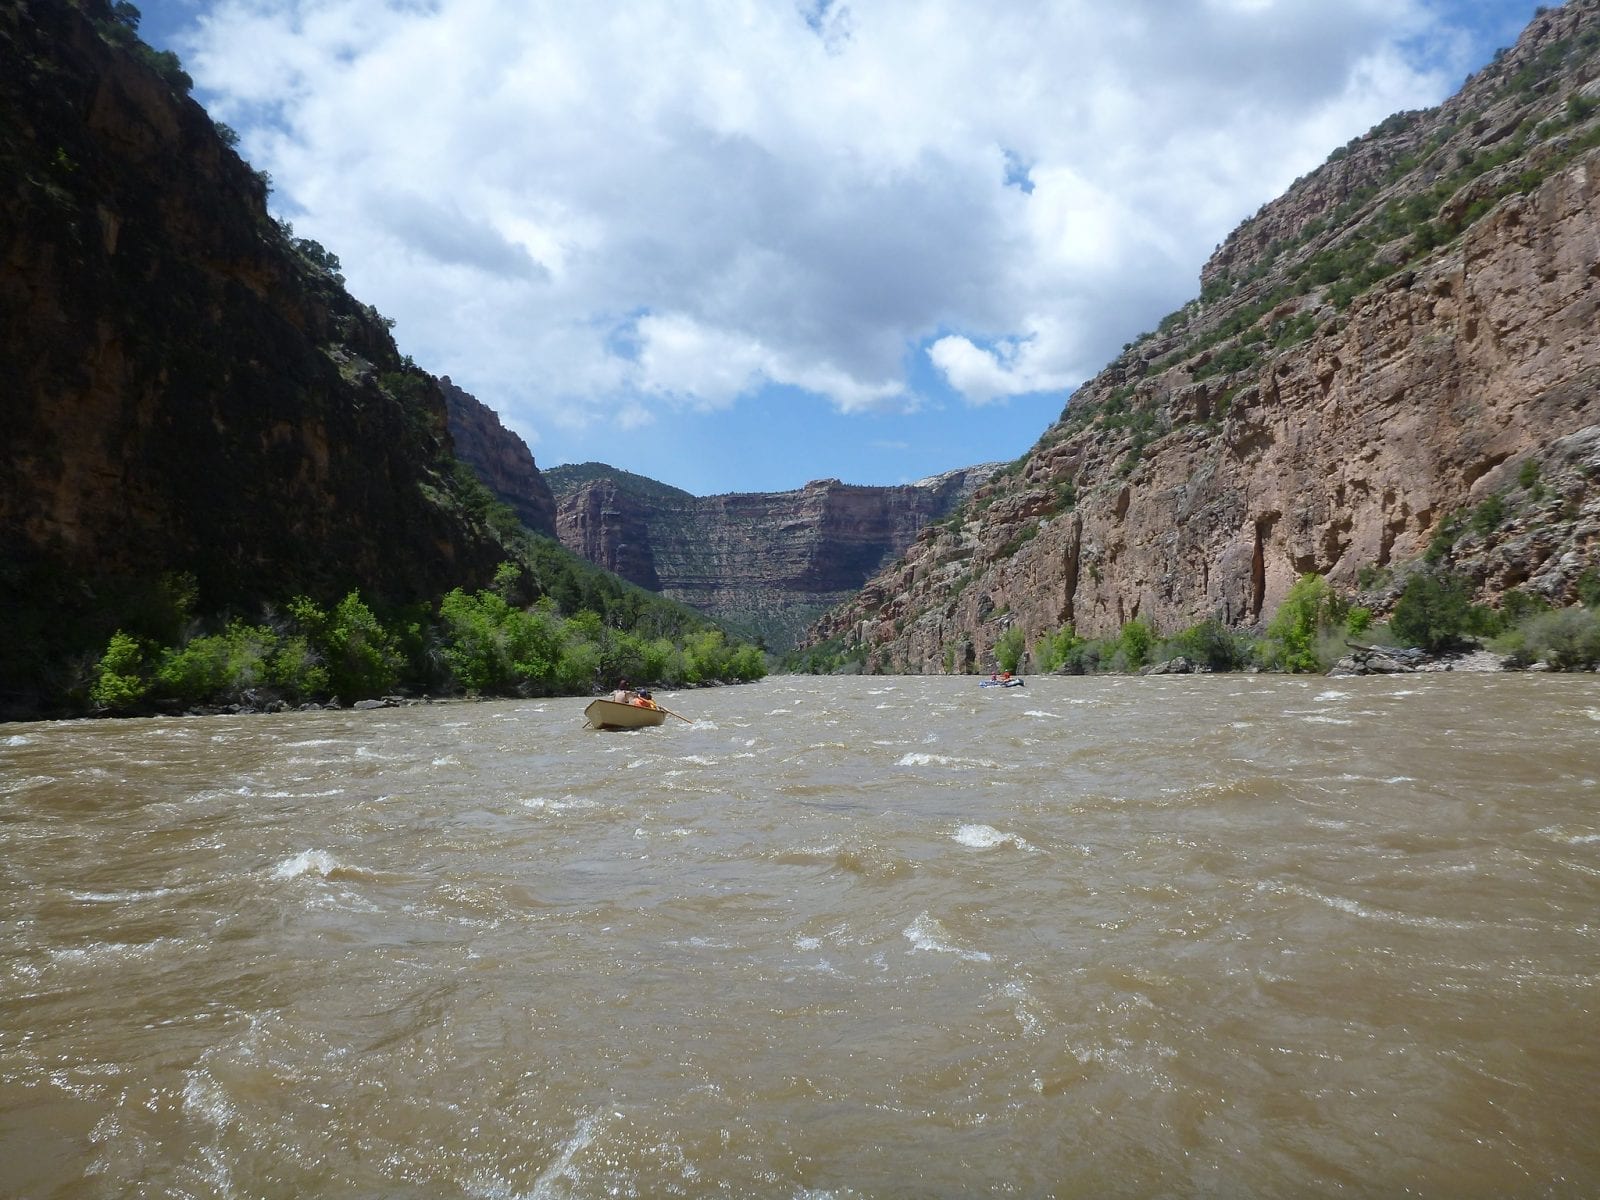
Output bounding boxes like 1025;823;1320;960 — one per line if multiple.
175;0;1501;441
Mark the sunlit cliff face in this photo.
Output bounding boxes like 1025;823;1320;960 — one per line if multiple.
804;3;1600;672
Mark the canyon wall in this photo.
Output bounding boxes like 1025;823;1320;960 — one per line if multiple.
547;465;999;649
0;0;507;706
806;1;1600;672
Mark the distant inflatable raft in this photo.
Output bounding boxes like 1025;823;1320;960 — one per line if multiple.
979;678;1025;688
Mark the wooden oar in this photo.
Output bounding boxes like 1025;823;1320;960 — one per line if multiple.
658;706;694;724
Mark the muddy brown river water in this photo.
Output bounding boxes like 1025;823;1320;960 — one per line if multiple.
2;673;1597;1198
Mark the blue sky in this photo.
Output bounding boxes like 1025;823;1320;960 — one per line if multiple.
132;0;1552;496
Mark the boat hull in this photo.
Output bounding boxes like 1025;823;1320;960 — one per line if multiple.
584;698;669;730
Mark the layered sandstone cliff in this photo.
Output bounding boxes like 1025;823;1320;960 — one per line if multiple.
547;464;1000;649
806;1;1600;672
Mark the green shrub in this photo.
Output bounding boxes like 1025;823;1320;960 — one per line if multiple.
267;635;330;702
1193;342;1263;381
1056;638;1106;675
1500;589;1551;625
1036;625;1085;673
1260;574;1347;672
289;593;402;701
438;587;516;693
644;637;678;682
153;622;276;704
680;629;728;685
1468;494;1506;537
994;626;1026;673
89;631;150;712
329;593;403;698
506;607;564;688
132;44;192;92
1160;619;1250;671
1356;564;1391;591
1390;571;1475;652
1577;568;1600;609
1271;312;1317;349
727;644;769;681
94;616;336;711
1112;619;1157;672
1423;511;1464;564
1518;607;1600;669
555;635;602;692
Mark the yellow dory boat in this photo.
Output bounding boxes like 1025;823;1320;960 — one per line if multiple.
583;697;669;730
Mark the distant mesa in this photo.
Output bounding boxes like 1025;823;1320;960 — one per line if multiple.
541;462;1005;652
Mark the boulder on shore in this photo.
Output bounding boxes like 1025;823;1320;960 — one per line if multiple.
1328;644;1507;676
1141;656;1195;675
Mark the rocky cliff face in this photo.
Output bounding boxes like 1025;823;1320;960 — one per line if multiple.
547;464;1000;649
0;0;507;704
441;378;558;538
806;1;1600;672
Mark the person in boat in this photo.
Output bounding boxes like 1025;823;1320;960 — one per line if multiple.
631;689;658;709
611;678;634;703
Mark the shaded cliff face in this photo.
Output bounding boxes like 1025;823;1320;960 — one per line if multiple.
441;378;558;538
0;0;506;702
548;465;999;649
806;1;1600;672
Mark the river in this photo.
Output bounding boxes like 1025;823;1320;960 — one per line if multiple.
2;673;1597;1198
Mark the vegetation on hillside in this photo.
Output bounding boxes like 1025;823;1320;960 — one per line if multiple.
2;3;768;719
787;561;1600;678
542;462;696;504
86;567;765;716
76;465;769;716
1040;568;1597;675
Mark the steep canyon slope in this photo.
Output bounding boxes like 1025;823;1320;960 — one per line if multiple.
806;1;1600;673
1;0;510;704
441;378;558;538
546;464;1000;650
